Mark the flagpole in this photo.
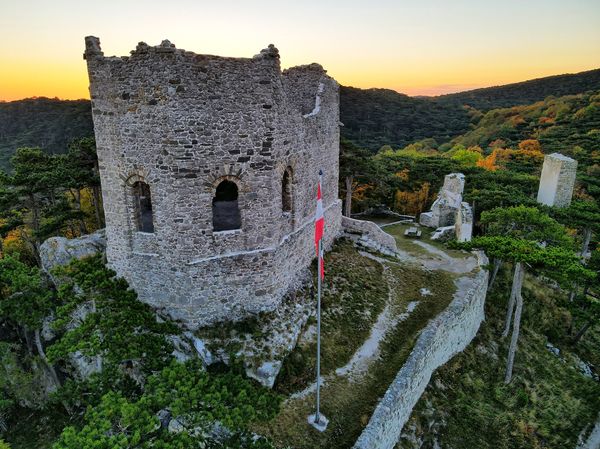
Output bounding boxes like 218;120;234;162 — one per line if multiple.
309;169;328;432
315;236;322;423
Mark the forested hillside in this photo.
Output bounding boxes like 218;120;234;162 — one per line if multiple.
0;98;93;170
339;87;472;151
340;68;600;151
1;69;598;165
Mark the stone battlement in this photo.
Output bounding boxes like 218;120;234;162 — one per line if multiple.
85;37;342;328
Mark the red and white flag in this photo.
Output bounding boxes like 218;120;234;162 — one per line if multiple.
314;171;325;279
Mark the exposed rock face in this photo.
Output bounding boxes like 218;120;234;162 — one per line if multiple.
455;202;473;242
419;173;465;228
537;153;577;208
195;280;314;388
39;229;106;279
69;350;103;380
84;37;342;329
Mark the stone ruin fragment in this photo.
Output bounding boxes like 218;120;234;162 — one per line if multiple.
419;173;465;228
455;202;473;242
537;153;578;208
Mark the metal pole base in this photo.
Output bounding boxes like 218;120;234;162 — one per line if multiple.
307;413;329;432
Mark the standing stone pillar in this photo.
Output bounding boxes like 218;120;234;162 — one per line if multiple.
536;153;577;208
455;202;473;242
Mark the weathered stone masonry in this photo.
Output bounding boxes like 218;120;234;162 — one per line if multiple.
84;37;342;328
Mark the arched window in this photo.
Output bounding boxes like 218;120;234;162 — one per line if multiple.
212;180;241;232
282;167;293;213
132;181;154;233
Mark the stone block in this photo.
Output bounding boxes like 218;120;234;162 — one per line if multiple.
455;202;473;242
537;153;577;208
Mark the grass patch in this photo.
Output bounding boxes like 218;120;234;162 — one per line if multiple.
275;240;388;395
398;267;600;449
384;223;469;260
259;246;458;449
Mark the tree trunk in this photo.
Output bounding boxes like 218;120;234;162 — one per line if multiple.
22;327;34;355
34;328;61;388
92;185;103;229
488;258;502;291
502;262;522;338
505;264;525;384
72;188;88;235
344;175;353;217
581;227;592;257
28;193;42;266
572;321;592;345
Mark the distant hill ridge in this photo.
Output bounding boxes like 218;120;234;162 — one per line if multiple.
1;68;599;167
341;68;600;150
435;68;600;110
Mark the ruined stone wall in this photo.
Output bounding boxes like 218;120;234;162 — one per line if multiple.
537;153;578;208
353;252;489;449
341;216;398;255
84;37;341;328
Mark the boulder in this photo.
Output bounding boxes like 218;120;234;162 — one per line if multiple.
184;332;214;366
246;360;282;389
70;350;102;380
167;334;194;363
40;229;106;281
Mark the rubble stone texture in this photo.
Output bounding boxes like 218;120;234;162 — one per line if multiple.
84;37;342;328
455;202;473;242
536;153;578;208
419;173;465;228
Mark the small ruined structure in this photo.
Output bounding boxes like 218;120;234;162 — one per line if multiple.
84;37;342;328
536;153;578;208
455;202;473;242
419;173;465;228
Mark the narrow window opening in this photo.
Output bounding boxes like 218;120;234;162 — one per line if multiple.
212;180;241;231
282;168;293;213
133;181;154;233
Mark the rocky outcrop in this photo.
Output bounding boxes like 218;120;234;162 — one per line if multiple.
39;229;106;279
195;280;314;388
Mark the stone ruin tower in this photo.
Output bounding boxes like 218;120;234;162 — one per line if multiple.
537;153;578;208
84;37;342;328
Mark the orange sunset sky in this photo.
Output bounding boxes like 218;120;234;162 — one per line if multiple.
1;0;599;101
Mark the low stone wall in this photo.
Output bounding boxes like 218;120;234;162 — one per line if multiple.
353;251;489;449
342;216;398;256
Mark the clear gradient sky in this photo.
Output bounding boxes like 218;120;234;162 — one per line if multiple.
1;0;599;101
